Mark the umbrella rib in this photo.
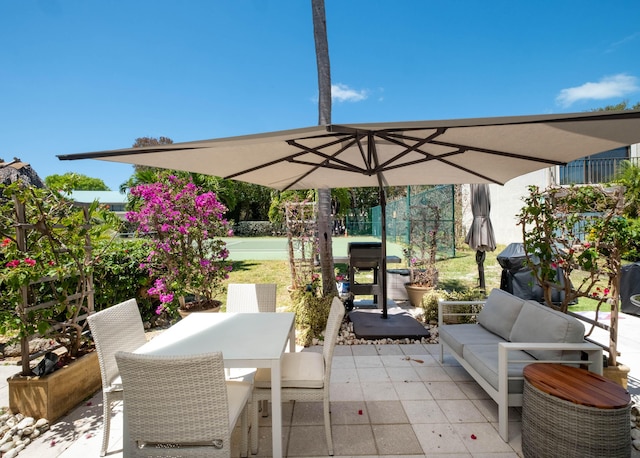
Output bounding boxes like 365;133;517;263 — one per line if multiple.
429;140;567;165
279;135;372;190
226;134;360;181
383;153;504;184
375;129;445;169
287;137;367;172
224;151;307;180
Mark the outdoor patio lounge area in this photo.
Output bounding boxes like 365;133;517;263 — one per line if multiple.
2;317;638;458
1;309;639;457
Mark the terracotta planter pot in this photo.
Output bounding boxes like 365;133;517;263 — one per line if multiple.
404;283;432;307
177;297;221;318
8;351;101;423
178;304;221;318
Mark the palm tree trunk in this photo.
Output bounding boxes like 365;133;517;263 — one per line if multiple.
312;0;337;296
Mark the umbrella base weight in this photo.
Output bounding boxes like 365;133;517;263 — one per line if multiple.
349;308;430;340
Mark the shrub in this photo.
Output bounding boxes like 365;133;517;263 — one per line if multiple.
232;221;282;236
422;288;485;324
126;176;233;315
92;239;158;322
289;289;335;347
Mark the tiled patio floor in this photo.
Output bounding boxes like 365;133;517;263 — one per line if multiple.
17;343;525;457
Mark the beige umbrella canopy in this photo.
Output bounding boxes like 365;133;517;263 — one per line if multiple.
59;110;640;315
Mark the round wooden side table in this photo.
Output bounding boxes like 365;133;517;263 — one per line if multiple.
522;363;631;458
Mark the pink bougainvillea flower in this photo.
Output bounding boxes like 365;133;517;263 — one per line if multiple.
159;293;174;304
1;238;10;247
24;258;36;266
6;259;20;268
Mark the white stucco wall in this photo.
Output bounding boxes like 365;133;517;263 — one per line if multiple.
462;143;640;247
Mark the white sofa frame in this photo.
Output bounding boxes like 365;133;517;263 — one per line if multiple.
438;299;603;442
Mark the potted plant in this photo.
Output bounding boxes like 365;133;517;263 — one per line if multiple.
126;175;233;317
1;181;117;421
518;184;630;386
404;204;441;307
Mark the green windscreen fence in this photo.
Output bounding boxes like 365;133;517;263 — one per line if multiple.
370;185;456;258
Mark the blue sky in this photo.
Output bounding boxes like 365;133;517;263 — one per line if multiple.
2;0;639;191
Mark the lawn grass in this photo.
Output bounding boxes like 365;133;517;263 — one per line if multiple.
225;259;295;311
225;242;608;313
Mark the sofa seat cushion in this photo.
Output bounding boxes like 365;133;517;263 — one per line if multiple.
476;289;526;340
439;324;505;356
509;301;585;361
462;344;536;393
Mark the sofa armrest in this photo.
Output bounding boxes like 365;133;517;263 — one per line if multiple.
498;341;603;381
438;300;485;326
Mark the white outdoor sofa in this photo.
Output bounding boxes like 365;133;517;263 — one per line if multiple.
438;288;603;442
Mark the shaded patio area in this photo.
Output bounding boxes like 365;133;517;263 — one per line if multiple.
4;310;640;457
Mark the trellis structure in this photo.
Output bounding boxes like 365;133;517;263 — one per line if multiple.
285;201;318;290
4;193;95;375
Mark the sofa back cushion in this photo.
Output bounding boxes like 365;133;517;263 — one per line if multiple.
509;300;585;360
477;289;526;340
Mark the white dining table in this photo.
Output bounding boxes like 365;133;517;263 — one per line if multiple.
124;312;296;458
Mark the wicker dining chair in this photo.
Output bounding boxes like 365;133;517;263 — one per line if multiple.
115;351;251;458
225;283;278;416
87;298;147;457
225;283;277;313
250;296;345;455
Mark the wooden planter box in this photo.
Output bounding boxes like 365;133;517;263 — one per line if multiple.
602;363;630;389
7;351;101;423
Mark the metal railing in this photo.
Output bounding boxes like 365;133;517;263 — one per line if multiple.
559;156;639;185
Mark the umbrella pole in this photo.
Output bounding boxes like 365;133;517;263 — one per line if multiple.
476;250;486;292
380;186;388;319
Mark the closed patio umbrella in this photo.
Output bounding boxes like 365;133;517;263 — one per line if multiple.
465;183;496;291
58;109;640;317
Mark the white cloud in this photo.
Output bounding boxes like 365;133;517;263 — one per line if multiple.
331;83;368;102
556;73;639;107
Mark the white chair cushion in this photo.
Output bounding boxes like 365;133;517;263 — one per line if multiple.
226;381;252;428
253;352;324;389
226;367;257;384
106;376;123;392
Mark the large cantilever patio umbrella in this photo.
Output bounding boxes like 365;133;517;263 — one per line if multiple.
465;183;497;292
59;110;640;318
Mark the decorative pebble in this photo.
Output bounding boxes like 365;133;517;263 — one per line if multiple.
631;428;640;441
34;418;48;429
0;441;15;453
16;418;34;430
0;431;12;445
